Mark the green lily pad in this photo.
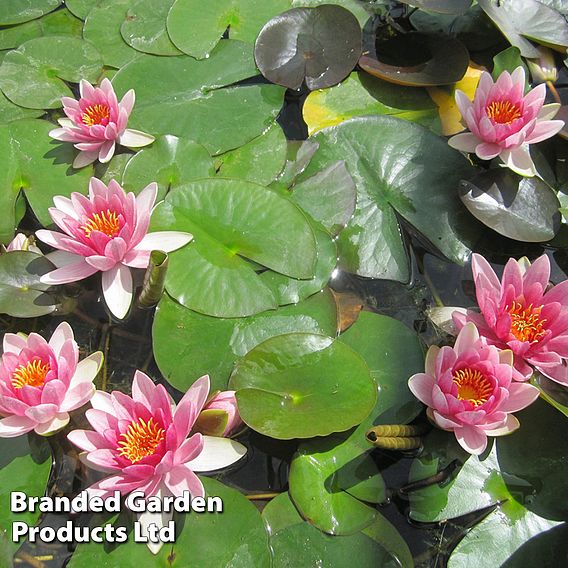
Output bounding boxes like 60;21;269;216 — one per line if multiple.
300;116;479;281
459;169;561;243
0;93;43;124
492;47;529;88
259;221;337;305
289;160;356;235
302;71;440;136
263;493;410;567
112;40;286;155
167;0;291;59
0;8;84;50
214;123;288;186
153;289;337;392
229;333;377;439
120;0;181;56
338;310;424;427
289;432;384;534
270;520;398;567
94;152;132;185
399;0;472;14
84;0;140;68
0;0;61;26
150;178;317;317
0;434;51;559
0;251;57;317
70;477;271;567
409;399;568;567
65;0;100;20
0;36;103;109
255;5;362;90
359;33;469;87
122;135;215;202
0;118;93;242
274;139;319;190
479;0;568;58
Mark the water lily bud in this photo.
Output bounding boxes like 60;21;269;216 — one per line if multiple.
195;391;243;437
526;47;558;84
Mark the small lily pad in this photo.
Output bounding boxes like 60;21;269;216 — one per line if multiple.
0;0;62;26
0;251;57;317
0;36;103;109
459;169;561;243
167;0;291;59
229;333;377;439
120;0;182;56
255;5;362;90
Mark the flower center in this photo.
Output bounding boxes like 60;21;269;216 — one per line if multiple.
507;301;547;343
452;368;493;407
82;104;111;127
117;417;165;464
81;209;121;238
12;358;50;389
485;100;522;125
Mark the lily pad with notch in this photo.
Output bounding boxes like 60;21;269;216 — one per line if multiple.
149;178;317;317
459;168;561;243
112;39;286;155
229;332;377;439
0;36;103;109
120;0;181;56
0;251;57;317
299;116;479;282
479;0;568;58
0;0;62;26
359;32;469;87
254;5;362;90
167;0;291;60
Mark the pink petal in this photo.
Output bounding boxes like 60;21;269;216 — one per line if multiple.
408;373;436;407
35;413;70;436
0;415;36;437
498;383;539;412
455;426;487;455
165;466;204;498
40;259;99;285
3;333;27;354
475;142;502;160
448;133;480;153
48;322;74;358
101;264;133;319
500;146;537;177
524;120;564;144
24;404;58;424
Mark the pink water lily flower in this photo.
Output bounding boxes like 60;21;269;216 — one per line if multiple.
5;233;41;254
409;323;539;455
68;372;246;554
0;322;103;437
35;178;192;320
454;253;568;386
49;79;154;169
448;67;564;176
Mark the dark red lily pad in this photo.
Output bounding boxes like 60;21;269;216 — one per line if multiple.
254;5;362;90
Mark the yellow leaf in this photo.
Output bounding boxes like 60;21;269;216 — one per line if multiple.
427;64;484;136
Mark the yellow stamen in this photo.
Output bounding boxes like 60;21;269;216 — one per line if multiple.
117;417;165;464
486;100;522;124
507;301;547;343
81;209;121;238
12;359;50;389
82;104;111;127
452;368;493;407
